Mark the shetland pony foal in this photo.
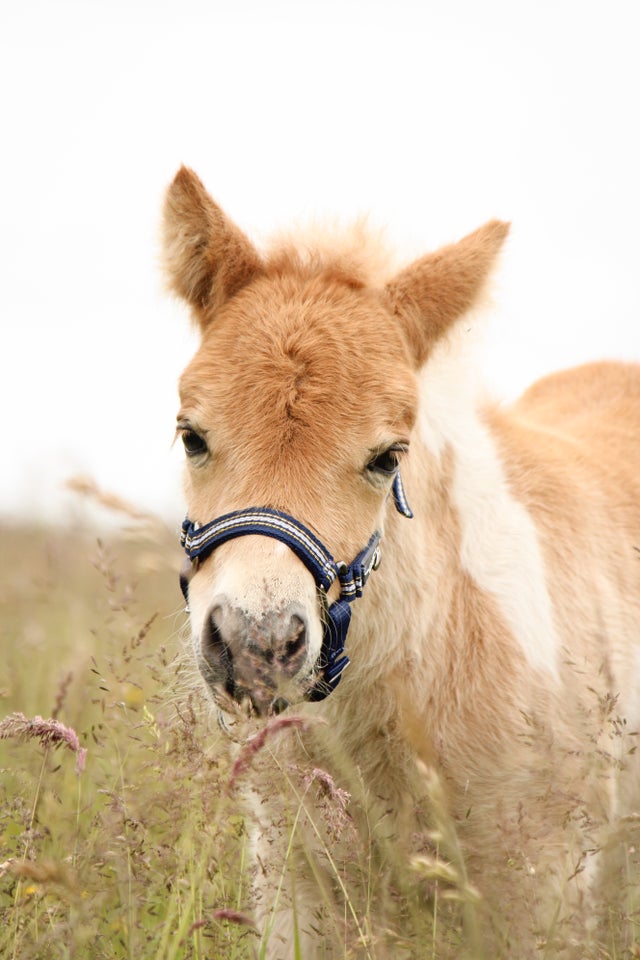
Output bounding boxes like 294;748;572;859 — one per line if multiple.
163;166;640;957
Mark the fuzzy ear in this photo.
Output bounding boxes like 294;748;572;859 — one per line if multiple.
162;166;262;328
385;220;510;367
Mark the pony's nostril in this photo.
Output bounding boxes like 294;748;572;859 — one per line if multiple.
205;605;224;653
283;614;306;661
202;605;235;693
274;613;308;678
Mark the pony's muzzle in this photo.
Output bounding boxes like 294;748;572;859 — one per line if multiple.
201;597;310;715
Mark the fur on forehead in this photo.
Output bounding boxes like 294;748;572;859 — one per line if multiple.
179;267;418;428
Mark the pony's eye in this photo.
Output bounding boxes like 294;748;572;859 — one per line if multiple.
367;445;407;476
181;429;208;458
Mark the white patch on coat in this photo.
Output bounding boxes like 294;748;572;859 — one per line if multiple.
419;324;560;679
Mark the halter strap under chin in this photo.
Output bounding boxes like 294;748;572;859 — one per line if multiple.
179;472;413;701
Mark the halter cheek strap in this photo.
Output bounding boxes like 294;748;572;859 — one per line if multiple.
179;472;413;701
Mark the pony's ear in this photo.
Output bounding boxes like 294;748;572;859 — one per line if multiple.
384;220;510;367
162;166;262;329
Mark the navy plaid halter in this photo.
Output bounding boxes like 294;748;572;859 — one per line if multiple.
180;472;413;701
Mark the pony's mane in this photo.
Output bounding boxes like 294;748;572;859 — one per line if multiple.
261;219;399;289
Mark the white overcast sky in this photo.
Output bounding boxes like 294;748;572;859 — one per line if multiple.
1;0;638;526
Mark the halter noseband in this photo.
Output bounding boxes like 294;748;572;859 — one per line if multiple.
179;472;413;702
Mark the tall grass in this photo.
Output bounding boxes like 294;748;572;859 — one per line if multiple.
1;516;640;958
0;519;256;959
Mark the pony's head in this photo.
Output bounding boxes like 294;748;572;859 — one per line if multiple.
163;166;508;716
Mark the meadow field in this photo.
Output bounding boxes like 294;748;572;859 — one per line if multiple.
2;509;640;959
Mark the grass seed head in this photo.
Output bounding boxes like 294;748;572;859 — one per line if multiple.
0;712;87;773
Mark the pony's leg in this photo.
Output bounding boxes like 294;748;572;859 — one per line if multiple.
254;843;345;960
255;882;341;960
249;817;345;960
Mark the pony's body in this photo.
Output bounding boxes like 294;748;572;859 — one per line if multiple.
162;167;640;956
